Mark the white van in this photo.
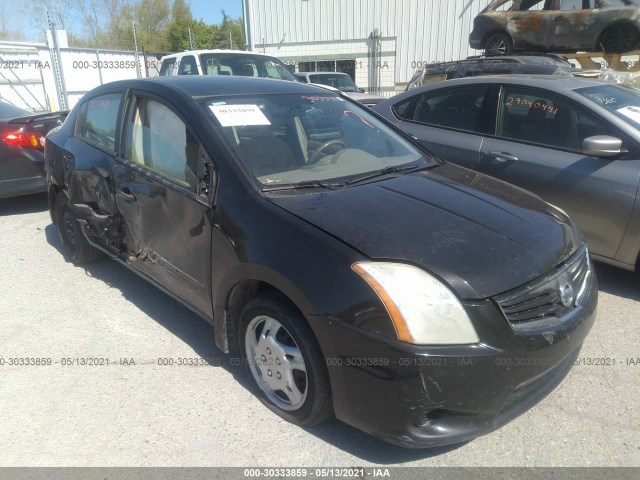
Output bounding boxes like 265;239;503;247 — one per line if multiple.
158;50;297;82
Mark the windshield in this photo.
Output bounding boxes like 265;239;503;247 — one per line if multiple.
205;93;430;188
576;84;640;130
199;53;297;81
308;74;359;93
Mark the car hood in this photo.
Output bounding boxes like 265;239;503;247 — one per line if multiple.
269;164;581;299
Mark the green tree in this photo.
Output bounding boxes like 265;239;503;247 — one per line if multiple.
210;10;243;50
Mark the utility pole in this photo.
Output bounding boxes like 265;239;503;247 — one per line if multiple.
47;10;68;111
132;21;142;78
242;0;254;51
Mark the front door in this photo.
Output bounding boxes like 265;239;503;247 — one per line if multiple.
114;93;215;317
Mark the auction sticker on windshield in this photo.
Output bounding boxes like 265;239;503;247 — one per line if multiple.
209;104;271;127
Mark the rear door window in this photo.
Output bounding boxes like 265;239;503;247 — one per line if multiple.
159;58;177;76
399;86;489;133
75;93;122;152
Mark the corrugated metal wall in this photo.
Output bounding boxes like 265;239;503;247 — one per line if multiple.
248;0;398;45
248;0;495;84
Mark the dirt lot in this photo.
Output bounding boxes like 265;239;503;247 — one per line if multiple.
0;193;639;468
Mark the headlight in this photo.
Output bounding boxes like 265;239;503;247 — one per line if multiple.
352;262;479;345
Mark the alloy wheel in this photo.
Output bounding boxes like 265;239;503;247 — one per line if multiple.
244;315;308;411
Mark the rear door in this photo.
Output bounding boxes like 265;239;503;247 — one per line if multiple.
479;83;640;260
387;85;491;168
114;92;216;317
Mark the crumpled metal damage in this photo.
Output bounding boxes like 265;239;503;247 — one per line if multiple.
472;0;640;53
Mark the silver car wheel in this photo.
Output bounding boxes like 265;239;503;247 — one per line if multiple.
244;314;308;411
487;38;508;55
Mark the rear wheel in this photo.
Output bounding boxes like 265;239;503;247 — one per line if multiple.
601;24;640;54
484;32;513;55
54;194;103;264
239;293;332;426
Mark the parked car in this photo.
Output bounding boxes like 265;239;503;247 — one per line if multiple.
158;49;297;82
0;101;67;199
406;53;577;90
373;75;640;272
294;71;385;107
45;76;596;448
470;0;640;55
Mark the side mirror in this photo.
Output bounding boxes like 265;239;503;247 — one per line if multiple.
582;135;623;158
359;88;365;93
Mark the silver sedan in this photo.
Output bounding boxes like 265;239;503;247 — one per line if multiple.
373;75;640;272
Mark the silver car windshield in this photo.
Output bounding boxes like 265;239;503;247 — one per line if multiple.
577;84;640;130
308;74;359;93
199;53;296;82
206;93;430;187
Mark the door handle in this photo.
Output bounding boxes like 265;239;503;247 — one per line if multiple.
117;187;136;201
489;151;519;162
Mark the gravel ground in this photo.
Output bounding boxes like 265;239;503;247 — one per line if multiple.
0;193;639;468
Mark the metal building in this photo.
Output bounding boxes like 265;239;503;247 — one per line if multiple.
243;0;494;95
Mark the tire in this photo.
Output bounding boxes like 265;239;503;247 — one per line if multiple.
239;292;332;426
484;32;513;55
601;24;640;54
54;194;103;264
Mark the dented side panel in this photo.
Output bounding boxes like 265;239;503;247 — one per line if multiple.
114;161;214;318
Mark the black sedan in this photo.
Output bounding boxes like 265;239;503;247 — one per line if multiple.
45;76;596;448
0;100;67;199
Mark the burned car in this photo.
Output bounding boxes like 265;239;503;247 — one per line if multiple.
45;76;596;448
406;53;575;90
470;0;640;55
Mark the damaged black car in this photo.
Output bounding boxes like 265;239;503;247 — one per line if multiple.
470;0;640;55
45;76;596;448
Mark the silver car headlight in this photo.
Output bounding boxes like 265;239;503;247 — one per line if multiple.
353;262;479;345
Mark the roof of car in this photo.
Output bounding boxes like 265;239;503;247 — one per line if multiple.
85;75;334;100
161;49;280;59
417;74;609;91
296;72;350;75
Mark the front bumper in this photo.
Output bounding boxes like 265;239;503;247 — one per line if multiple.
309;272;597;448
469;30;484;50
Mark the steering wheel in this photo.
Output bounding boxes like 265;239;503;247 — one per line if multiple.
308;140;346;164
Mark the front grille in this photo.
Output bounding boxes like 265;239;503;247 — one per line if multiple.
494;245;592;333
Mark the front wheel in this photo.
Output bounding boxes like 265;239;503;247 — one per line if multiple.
54;194;103;264
240;293;332;426
484;32;513;55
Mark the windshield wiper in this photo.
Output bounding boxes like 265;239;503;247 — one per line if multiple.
345;163;438;186
261;180;343;192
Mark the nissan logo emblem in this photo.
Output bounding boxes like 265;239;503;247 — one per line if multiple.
559;281;574;308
